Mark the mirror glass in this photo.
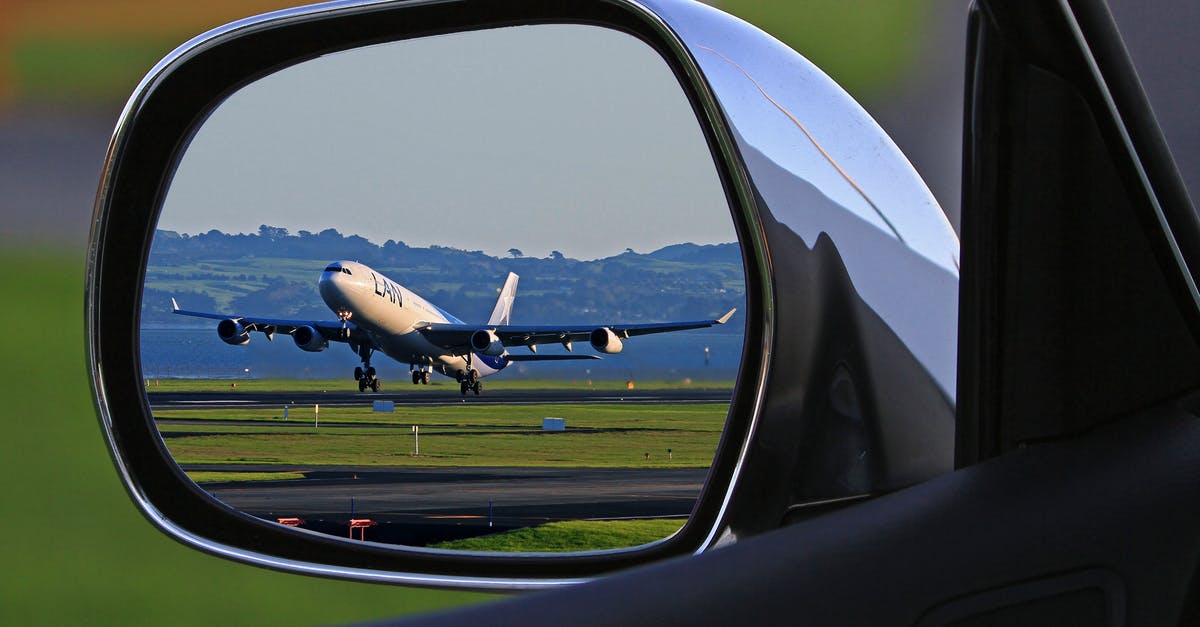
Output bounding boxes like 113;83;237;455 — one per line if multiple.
141;24;745;552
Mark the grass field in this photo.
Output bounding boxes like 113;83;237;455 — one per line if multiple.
158;403;727;469
186;470;306;483
430;519;686;553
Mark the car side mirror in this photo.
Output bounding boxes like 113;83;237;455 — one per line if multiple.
88;0;958;589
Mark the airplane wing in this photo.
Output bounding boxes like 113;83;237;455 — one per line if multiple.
415;308;736;354
170;298;370;346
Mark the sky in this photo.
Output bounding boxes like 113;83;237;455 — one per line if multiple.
159;24;737;260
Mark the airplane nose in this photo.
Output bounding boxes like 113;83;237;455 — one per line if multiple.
319;267;351;308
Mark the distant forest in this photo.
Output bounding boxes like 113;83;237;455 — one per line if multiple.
142;226;745;330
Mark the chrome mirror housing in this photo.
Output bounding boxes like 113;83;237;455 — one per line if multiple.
88;0;958;589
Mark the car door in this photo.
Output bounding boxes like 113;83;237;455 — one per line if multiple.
400;0;1200;623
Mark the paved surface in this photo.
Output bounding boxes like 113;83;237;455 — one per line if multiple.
189;465;707;546
150;387;733;409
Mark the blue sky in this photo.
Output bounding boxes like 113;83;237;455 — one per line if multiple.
158;24;737;260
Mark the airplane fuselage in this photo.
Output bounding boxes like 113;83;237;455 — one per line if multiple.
318;260;505;379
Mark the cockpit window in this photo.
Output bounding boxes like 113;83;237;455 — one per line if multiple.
342;268;352;275
324;265;340;272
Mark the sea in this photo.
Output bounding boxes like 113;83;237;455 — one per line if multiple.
140;326;744;382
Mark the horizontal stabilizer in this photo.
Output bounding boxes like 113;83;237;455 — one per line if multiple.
505;354;602;362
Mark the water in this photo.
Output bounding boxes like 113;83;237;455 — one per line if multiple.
140;325;743;382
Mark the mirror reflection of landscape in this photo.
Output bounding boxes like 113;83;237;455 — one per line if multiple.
141;25;744;552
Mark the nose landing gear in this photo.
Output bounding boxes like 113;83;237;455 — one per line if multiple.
353;343;380;392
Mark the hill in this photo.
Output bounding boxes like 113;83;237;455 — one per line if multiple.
142;227;744;330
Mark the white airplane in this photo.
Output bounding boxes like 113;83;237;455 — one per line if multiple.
171;260;736;395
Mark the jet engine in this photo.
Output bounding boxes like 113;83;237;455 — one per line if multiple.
292;325;329;352
470;329;506;356
217;319;250;345
589;327;624;354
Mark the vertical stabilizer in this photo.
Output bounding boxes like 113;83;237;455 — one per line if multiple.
488;272;519;325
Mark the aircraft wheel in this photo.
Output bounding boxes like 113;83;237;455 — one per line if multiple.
354;366;363;381
358;378;368;392
412;371;421;385
422;371;431;385
455;371;464;383
370;378;381;393
472;381;482;395
366;366;377;378
460;381;469;395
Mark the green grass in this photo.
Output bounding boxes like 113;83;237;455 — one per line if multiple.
430;519;686;552
154;402;728;429
187;471;306;483
157;403;727;468
11;35;183;102
0;248;491;625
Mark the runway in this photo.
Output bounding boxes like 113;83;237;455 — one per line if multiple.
190;465;706;546
160;387;722;546
150;387;732;410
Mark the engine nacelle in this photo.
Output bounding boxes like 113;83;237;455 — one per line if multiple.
589;327;624;354
470;329;506;356
217;319;250;345
292;325;329;352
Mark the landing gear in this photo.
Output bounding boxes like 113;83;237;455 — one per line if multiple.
457;368;482;395
460;381;482;395
410;365;433;385
357;366;379;392
354;343;380;392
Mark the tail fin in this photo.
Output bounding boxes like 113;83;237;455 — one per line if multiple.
488;272;519;325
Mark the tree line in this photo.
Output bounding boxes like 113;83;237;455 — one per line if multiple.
143;227;745;329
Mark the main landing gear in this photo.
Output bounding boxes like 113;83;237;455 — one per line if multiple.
355;365;380;392
353;343;380;392
456;368;482;396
